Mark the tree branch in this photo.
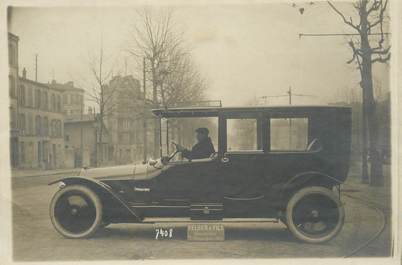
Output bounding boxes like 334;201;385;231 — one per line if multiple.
371;53;390;64
346;40;363;64
368;0;388;31
367;0;382;15
327;1;361;32
371;45;391;54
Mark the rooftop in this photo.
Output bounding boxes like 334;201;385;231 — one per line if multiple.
152;105;351;118
19;77;63;92
50;80;85;92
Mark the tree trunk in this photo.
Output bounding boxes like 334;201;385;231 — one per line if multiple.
98;115;103;167
361;93;369;183
152;63;160;158
365;77;383;186
360;2;383;186
367;100;383;186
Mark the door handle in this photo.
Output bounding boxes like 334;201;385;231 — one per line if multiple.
134;187;150;192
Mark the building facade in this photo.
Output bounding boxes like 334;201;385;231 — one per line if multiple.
51;80;85;119
105;75;147;164
17;71;65;169
9;33;19;168
64;112;111;168
8;31;145;169
9;32;65;169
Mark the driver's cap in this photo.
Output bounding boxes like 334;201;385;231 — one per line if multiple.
195;127;209;135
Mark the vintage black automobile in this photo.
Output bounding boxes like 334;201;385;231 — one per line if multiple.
49;106;351;243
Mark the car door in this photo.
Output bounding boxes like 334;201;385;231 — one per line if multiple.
263;115;326;201
150;157;223;218
222;117;267;217
222;152;266;198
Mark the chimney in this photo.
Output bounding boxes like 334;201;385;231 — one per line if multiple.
22;68;27;79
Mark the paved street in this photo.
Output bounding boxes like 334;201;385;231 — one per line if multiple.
12;170;391;261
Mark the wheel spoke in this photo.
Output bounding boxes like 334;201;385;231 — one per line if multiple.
54;191;96;234
292;193;340;238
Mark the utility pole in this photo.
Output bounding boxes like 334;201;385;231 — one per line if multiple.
288;86;292;148
35;54;38;82
80;99;84;167
142;57;148;162
287;86;292;105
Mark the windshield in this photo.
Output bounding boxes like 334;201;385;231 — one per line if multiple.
160;117;218;160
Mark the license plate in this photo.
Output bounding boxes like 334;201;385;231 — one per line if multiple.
187;223;225;241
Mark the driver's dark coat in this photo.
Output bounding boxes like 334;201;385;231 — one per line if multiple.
182;137;215;160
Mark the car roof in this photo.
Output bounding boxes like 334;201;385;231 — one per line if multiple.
152;105;351;118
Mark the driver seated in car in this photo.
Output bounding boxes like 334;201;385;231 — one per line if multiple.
175;127;215;160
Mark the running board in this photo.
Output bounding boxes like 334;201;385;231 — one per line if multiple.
142;217;279;224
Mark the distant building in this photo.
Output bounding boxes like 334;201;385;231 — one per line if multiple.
50;80;85;119
9;32;65;169
17;70;65;169
8;31;142;169
105;75;148;164
8;33;19;168
64;110;111;167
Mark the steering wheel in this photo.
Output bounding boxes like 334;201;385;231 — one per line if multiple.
166;142;180;162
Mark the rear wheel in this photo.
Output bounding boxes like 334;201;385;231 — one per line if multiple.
50;185;103;238
286;186;344;243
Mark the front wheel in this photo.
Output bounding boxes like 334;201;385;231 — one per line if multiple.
49;185;103;238
286;186;345;243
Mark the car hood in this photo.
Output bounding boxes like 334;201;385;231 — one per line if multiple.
80;163;160;180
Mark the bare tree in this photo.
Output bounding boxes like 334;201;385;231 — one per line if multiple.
128;9;178;157
87;40;118;166
328;0;390;186
162;52;207;107
128;8;207;157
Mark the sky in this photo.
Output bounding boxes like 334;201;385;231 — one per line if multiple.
8;2;390;107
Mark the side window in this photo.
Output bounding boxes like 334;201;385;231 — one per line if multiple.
227;118;258;151
270;118;308;151
161;117;218;157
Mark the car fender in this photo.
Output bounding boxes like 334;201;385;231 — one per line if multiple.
280;171;342;196
48;176;142;221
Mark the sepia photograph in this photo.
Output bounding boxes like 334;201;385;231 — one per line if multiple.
1;0;400;263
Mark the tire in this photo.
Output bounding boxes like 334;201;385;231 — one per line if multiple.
286;186;345;243
49;185;103;239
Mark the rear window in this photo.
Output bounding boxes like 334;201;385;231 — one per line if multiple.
270;118;308;151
